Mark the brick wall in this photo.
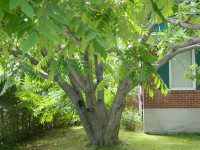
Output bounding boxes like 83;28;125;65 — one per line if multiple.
143;49;200;109
126;95;139;110
144;89;200;108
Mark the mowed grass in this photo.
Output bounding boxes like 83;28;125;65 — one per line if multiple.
19;127;200;150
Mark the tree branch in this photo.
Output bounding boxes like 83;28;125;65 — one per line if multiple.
113;47;123;57
155;43;200;70
84;49;94;90
64;57;88;92
94;55;104;100
69;73;84;100
62;26;82;46
171;36;200;49
9;50;49;74
141;22;159;42
166;18;200;30
70;71;88;92
38;72;49;79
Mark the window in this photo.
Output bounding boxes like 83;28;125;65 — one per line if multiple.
169;51;196;90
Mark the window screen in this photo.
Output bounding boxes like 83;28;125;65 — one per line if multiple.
170;51;195;89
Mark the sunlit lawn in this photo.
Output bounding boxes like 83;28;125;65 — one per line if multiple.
19;127;200;150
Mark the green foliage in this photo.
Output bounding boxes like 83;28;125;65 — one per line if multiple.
150;0;166;23
35;26;61;43
20;0;34;20
127;87;139;96
85;31;96;41
40;16;65;34
20;31;39;53
120;108;143;131
0;134;19;150
1;1;200;146
70;17;82;27
120;42;168;97
43;8;68;25
0;9;4;22
9;0;22;10
16;80;80;125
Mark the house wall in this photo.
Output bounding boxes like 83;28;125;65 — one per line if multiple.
144;108;200;134
143;89;200;134
144;90;200;108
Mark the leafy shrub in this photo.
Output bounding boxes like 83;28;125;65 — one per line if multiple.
0;134;18;150
120;108;142;131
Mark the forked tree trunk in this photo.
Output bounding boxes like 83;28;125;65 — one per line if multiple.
58;79;132;146
38;49;133;146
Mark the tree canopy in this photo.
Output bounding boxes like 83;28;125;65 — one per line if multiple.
1;0;200;146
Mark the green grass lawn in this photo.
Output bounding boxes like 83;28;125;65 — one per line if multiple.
19;127;200;150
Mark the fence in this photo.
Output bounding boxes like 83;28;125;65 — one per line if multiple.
0;83;58;149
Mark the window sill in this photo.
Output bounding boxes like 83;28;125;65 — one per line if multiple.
169;89;198;94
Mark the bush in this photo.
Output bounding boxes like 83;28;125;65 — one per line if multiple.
0;134;19;150
120;108;143;131
59;111;81;127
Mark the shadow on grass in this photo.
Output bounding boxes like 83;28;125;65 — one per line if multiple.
19;127;200;150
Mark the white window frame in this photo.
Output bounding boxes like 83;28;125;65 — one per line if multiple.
169;50;196;90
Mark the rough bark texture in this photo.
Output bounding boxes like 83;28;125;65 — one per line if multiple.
55;53;133;146
166;18;200;30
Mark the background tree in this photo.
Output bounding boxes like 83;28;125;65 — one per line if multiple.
1;0;200;146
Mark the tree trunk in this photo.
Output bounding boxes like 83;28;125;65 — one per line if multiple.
58;78;132;146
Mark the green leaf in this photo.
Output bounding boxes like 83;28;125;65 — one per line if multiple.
46;0;65;16
156;79;161;89
20;31;39;53
48;59;57;82
70;17;82;27
157;0;166;9
140;65;146;82
172;3;178;14
149;88;154;98
96;75;111;91
40;16;65;34
96;36;109;48
2;47;9;57
15;21;33;33
35;26;61;43
43;8;68;25
75;23;88;37
164;86;168;96
162;0;173;17
97;33;115;39
86;0;103;4
89;42;95;60
85;31;96;41
0;9;4;22
81;34;89;52
0;1;11;13
146;3;152;14
143;0;150;5
20;0;34;20
9;0;22;10
150;0;166;23
93;39;107;59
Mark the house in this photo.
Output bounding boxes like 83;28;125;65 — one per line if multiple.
140;48;200;134
138;16;200;133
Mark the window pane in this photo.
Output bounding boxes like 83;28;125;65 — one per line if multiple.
171;51;193;88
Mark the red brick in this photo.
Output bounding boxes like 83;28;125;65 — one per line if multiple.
144;88;200;108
